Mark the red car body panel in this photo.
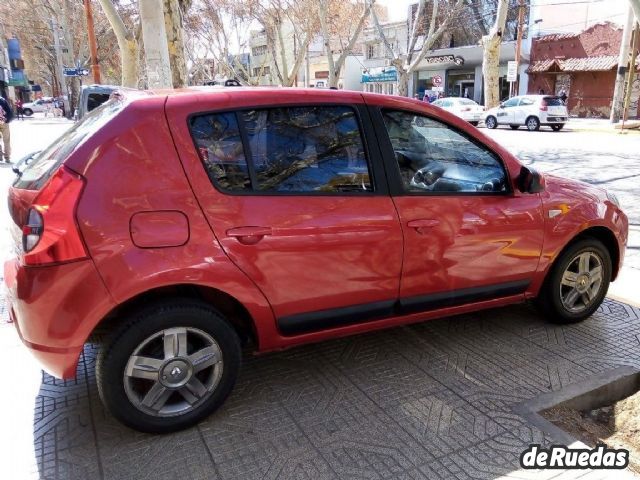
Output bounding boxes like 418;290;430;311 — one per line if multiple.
3;88;629;379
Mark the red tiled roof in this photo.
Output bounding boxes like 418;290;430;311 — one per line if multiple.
536;32;579;42
528;55;619;73
528;59;560;73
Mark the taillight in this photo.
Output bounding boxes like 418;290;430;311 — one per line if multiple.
22;166;87;266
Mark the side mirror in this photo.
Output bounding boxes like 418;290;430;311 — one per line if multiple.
518;166;545;193
499;103;505;109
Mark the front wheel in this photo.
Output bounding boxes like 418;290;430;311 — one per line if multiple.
97;299;241;433
469;121;479;127
536;239;611;324
526;116;541;131
551;124;564;131
485;116;497;129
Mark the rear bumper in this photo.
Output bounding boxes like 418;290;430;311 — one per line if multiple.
3;258;116;379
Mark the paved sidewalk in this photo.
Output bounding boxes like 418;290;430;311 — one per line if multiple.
1;298;638;480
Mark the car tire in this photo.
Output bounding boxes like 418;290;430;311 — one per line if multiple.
485;116;498;129
552;124;564;131
96;299;241;433
526;116;540;131
470;121;479;127
509;125;519;130
23;108;33;116
536;238;611;324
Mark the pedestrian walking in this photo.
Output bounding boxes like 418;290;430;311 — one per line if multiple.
15;98;24;120
0;95;14;163
559;89;568;105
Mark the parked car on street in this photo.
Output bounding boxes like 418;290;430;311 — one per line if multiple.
21;97;54;116
484;95;569;131
431;97;484;126
75;84;118;120
5;88;627;433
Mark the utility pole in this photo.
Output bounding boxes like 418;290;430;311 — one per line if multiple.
139;0;173;88
83;0;101;84
51;18;67;104
622;21;639;128
513;0;526;96
611;6;635;123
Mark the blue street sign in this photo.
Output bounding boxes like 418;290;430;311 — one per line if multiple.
63;67;89;77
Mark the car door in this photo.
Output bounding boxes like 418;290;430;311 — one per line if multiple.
369;105;544;309
496;97;519;124
515;97;535;124
169;98;403;335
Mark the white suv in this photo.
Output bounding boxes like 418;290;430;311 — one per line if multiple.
484;95;568;131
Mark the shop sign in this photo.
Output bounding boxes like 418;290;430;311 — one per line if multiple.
507;61;518;82
423;55;464;66
361;66;397;83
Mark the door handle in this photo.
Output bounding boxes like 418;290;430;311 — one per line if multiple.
226;226;272;245
407;219;440;229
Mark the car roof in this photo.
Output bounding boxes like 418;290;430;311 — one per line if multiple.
119;86;446;112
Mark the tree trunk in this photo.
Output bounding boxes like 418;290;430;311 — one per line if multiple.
611;6;635;122
98;0;139;87
397;69;409;97
139;0;173;88
481;0;509;109
163;0;188;88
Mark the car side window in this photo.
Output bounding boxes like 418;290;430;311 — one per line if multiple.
190;112;252;192
519;98;535;106
240;106;372;193
503;98;519;108
381;110;507;194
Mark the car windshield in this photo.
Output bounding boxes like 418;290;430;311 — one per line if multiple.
13;99;125;190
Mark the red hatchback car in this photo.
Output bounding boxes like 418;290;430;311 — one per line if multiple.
4;88;628;432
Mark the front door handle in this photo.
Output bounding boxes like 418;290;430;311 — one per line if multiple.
226;226;272;245
407;219;440;229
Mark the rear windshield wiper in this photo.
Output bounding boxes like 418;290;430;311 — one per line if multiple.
12;151;41;177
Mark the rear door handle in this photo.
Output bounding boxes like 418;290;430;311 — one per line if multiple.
407;219;440;229
226;226;272;245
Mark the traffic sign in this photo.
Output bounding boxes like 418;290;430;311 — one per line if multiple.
507;61;518;82
432;75;443;86
63;67;90;77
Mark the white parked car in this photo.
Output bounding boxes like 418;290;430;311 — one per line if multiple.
21;97;54;116
431;97;484;126
484;95;568;131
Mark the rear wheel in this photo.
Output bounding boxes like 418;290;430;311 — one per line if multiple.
22;108;33;116
509;125;520;130
526;116;540;131
551;124;564;131
536;239;611;324
97;299;241;433
485;116;497;129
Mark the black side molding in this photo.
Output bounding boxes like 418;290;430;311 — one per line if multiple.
277;280;530;336
278;300;396;336
399;280;530;315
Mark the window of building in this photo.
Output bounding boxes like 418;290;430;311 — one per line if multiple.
367;44;375;59
381;110;507;194
253;66;270;77
189;112;252;192
252;45;267;56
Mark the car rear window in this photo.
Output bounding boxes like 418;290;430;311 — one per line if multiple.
544;97;564;106
13;99;125;190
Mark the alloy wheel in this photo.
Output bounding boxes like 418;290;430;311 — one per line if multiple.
123;327;223;417
559;251;603;314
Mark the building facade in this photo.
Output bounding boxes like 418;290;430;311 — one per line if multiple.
528;22;640;118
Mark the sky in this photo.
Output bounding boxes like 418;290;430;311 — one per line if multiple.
378;0;414;22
